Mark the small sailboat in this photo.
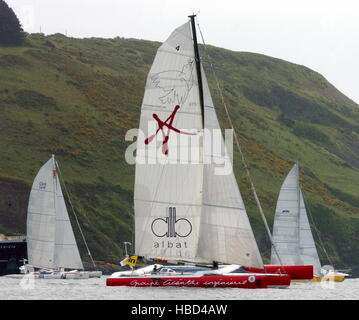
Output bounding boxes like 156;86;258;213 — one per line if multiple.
270;163;349;282
7;155;101;279
107;15;292;288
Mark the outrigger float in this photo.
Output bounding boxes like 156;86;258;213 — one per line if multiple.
107;264;292;288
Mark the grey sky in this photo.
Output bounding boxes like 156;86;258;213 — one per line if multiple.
6;0;359;104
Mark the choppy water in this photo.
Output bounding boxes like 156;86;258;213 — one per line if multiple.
0;276;358;300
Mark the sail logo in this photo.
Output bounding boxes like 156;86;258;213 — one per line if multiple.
39;182;46;190
151;207;192;238
145;105;196;155
150;59;194;105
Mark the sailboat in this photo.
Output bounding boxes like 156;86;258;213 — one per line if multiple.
106;15;292;288
270;163;349;282
7;155;101;279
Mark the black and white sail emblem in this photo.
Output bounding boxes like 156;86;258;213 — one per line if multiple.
39;182;46;190
151;207;192;238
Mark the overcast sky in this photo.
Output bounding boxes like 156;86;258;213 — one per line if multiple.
6;0;359;104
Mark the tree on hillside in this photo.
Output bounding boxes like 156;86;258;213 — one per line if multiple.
0;0;26;46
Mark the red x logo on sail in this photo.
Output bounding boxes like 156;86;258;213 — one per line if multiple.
145;105;196;155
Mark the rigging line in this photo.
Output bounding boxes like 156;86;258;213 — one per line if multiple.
301;189;335;267
55;160;96;269
197;22;283;266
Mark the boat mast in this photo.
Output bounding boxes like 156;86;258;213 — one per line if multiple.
188;14;205;128
189;14;217;267
189;14;219;267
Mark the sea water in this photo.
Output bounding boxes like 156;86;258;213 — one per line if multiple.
0;276;358;300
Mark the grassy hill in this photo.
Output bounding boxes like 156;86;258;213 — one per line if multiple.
0;33;358;274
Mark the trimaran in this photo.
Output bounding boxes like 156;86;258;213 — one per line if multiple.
107;15;312;288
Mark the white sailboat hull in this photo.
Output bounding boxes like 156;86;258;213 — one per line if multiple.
4;270;90;279
88;271;103;278
31;270;90;279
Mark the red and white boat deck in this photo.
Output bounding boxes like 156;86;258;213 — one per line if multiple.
106;264;292;289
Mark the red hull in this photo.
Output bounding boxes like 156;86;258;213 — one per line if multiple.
264;265;313;280
245;265;313;280
106;274;290;288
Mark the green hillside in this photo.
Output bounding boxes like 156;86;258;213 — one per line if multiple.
0;33;358;274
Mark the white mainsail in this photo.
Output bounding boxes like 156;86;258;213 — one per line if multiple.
134;21;203;262
27;155;83;270
134;18;263;268
270;163;321;275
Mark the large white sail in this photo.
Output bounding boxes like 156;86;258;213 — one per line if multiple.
134;21;203;262
196;66;264;268
270;164;321;274
27;156;83;270
134;18;263;268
